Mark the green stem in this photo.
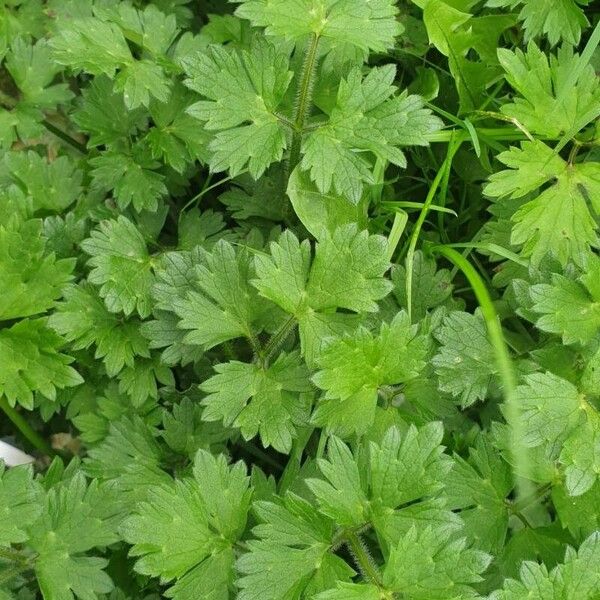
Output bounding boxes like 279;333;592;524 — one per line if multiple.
426;128;541;143
0;397;52;455
41;119;87;154
0;90;86;154
429;245;531;500
288;33;321;174
0;547;29;565
262;316;297;365
405;134;463;321
345;530;383;587
237;439;283;472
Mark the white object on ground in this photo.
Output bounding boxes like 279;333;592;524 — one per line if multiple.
0;440;35;467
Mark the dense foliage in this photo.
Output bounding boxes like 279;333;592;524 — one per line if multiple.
1;0;599;598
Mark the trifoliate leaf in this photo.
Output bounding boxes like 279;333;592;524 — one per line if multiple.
173;240;269;349
497;43;600;138
89;151;167;213
73;76;146;147
530;257;600;345
146;85;211;172
81;217;155;318
50;18;133;76
513;372;585;451
488;532;600;599
117;356;174;407
6;37;72;107
0;319;82;410
560;409;600;497
93;3;178;57
445;436;513;553
122;450;251;599
84;416;168;497
487;0;590;46
311;312;428;435
287;168;367;241
113;59;171;109
383;525;491;599
234;0;403;53
301;66;442;203
433;310;497;407
236;493;352;600
28;475;120;600
141;249;204;366
183;38;292;178
49;283;151;377
0;464;42;546
307;424;452;529
253;226;392;363
2;151;83;213
200;352;313;453
484;140;600;266
0;217;74;320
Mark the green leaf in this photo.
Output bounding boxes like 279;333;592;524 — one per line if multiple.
6;37;73;107
392;251;454;321
560;410;600;497
0;319;82;409
422;2;516;112
512;372;585;451
253;226;392;363
84;416;169;500
49;283;150;376
89;152;167;213
497;43;600;138
488;532;600;599
141;249;204;366
114;59;171;109
237;493;352;600
183;38;292;178
234;0;403;53
287;168;367;241
0;217;74;321
0;463;42;546
200;352;312;453
94;3;178;57
307;424;452;529
382;525;491;599
311;312;428;435
445;436;513;553
28;475;120;600
488;0;590;46
301;66;441;203
2;151;83;212
81;217;154;318
73;76;146;147
122;450;251;599
530;257;600;345
432;310;497;407
484;140;600;266
50;17;133;76
314;583;380;600
173;240;269;349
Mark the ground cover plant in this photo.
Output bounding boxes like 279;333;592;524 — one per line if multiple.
0;0;599;598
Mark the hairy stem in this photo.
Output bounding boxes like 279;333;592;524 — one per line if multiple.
262;315;297;365
345;530;383;587
287;33;321;175
0;397;52;456
0;547;30;566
